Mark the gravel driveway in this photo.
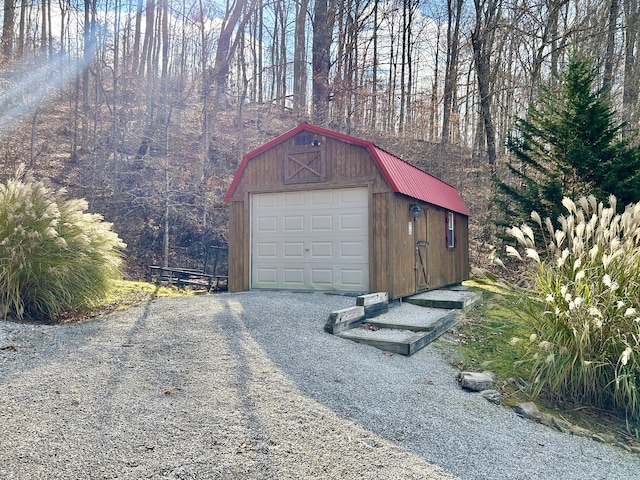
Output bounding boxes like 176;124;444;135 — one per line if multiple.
2;290;640;479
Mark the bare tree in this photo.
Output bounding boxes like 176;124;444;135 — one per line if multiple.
441;0;464;144
603;0;620;91
2;0;15;59
293;0;309;115
312;0;336;125
209;0;258;121
471;0;501;169
132;0;144;74
623;0;639;125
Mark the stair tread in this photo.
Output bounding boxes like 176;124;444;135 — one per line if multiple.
327;286;482;356
338;327;427;343
367;303;456;330
406;289;482;310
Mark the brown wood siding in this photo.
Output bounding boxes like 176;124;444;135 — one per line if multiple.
388;196;470;298
226;135;387;198
392;196;417;298
227;200;249;292
370;192;392;294
455;215;470;281
426;208;469;289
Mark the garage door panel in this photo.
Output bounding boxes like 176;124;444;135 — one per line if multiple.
284;268;305;285
284;242;304;258
311;269;333;284
342;269;365;286
256;193;278;208
256;242;277;258
284;191;305;206
256;216;277;233
251;188;368;291
341;188;367;204
340;213;365;230
311;190;333;206
311;215;333;231
340;242;365;258
311;242;333;257
283;215;304;232
255;268;278;284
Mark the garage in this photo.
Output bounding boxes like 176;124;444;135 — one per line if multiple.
251;187;368;291
224;123;470;299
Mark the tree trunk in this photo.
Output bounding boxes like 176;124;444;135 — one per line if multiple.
399;0;407;132
623;0;639;124
160;0;168;84
603;0;620;92
140;0;155;78
132;0;143;74
279;2;287;109
472;0;500;169
293;0;308;115
2;0;15;59
441;0;463;144
312;0;334;126
371;0;378;129
82;0;94;148
18;0;25;56
40;0;47;54
47;0;52;56
209;0;257;122
258;3;263;103
429;24;440;141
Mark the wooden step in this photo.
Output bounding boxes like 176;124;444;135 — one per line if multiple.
405;288;482;311
326;286;481;356
337;310;460;356
366;307;458;332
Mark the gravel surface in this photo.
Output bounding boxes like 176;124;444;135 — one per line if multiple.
2;290;640;479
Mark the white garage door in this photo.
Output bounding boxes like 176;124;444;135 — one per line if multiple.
251;187;369;291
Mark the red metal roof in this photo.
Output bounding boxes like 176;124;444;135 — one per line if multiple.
224;123;470;216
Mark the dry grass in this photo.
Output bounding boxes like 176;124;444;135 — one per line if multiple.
501;195;640;425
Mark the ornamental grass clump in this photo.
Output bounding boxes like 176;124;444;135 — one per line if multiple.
502;195;640;421
0;168;126;322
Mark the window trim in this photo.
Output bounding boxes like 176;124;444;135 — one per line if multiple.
447;212;455;249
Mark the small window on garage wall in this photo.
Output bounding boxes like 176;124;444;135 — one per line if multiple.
446;212;455;249
295;133;313;145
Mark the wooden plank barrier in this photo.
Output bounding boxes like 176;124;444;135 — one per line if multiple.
355;292;389;318
324;306;366;334
325;292;389;335
149;266;228;292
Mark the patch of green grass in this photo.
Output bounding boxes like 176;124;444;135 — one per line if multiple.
106;280;191;307
57;280;191;323
454;280;535;404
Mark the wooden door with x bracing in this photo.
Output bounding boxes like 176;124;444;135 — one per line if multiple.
414;206;430;291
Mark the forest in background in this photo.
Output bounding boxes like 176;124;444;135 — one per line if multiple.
0;0;637;278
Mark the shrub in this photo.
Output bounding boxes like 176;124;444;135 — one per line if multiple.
494;53;640;239
501;195;640;421
0;168;126;322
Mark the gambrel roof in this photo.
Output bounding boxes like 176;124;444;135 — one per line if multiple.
224;123;471;217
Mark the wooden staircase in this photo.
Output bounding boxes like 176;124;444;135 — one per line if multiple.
325;286;482;356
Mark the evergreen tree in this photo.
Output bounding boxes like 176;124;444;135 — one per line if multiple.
495;53;640;232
